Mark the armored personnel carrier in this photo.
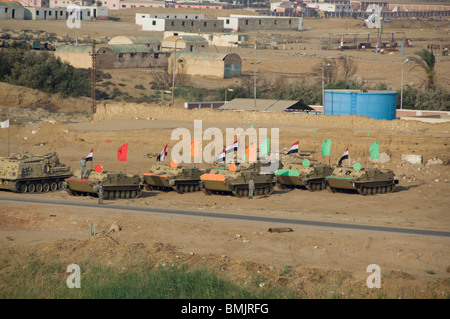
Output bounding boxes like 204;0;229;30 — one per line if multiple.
200;162;277;197
0;152;72;193
65;170;142;199
325;166;399;195
276;163;333;191
142;164;204;194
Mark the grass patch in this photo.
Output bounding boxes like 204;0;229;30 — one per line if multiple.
0;250;294;299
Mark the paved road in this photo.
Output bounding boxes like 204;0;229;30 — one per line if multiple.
1;194;449;238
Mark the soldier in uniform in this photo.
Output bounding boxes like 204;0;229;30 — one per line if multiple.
248;177;255;199
98;180;104;205
80;156;87;179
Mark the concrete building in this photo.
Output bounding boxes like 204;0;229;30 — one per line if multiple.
119;0;165;9
139;17;224;33
17;0;48;8
109;35;161;51
161;35;209;53
169;51;241;79
136;12;204;27
163;31;248;48
24;7;67;20
49;0;120;10
0;1;25;19
54;44;170;69
218;15;303;32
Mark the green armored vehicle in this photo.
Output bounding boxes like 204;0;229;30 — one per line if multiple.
0;152;72;193
142;164;205;193
325;166;399;195
65;170;142;199
276;163;333;191
200;162;277;197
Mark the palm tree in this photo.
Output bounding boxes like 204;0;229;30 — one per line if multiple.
408;49;436;90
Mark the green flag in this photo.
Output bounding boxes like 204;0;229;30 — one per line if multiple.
369;141;379;160
321;138;331;156
260;137;270;156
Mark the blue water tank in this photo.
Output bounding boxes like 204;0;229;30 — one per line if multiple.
324;90;397;120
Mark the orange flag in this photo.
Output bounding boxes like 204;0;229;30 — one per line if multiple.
190;139;199;158
245;143;257;162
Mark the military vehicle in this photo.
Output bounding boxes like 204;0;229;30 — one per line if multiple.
276;163;333;191
0;152;72;193
65;170;142;199
324;166;399;195
142;164;204;194
200;162;277;197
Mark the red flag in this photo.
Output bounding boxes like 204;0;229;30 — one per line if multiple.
105;139;109;143
117;143;128;162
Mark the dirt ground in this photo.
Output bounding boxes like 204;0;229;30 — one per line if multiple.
0;10;450;299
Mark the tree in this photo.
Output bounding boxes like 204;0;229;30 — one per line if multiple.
408;48;436;90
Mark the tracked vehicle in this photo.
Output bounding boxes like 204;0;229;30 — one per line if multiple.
142;164;204;194
325;166;399;195
0;152;72;193
276;163;333;191
200;162;277;197
65;170;142;199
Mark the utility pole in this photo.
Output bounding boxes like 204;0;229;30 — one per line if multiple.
90;41;97;115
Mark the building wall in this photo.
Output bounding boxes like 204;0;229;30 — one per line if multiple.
55;46;170;69
18;0;47;8
120;1;165;9
169;55;225;79
219;16;302;32
108;35;161;51
25;7;67;20
54;50;91;68
0;6;25;19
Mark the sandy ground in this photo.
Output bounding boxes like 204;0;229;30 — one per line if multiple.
0;102;449;298
0;11;450;299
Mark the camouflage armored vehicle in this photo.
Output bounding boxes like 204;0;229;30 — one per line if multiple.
0;152;72;193
65;170;142;199
276;163;333;191
200;162;277;197
325;166;399;195
142;164;204;194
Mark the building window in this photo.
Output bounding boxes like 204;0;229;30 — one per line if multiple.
152;20;156;25
130;53;135;58
5;8;8;13
289;19;291;24
118;53;123;58
36;10;40;15
258;20;261;25
226;19;229;24
203;22;207;26
182;21;185;26
274;20;278;25
245;20;248;25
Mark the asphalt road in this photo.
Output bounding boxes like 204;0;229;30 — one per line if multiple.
1;194;449;238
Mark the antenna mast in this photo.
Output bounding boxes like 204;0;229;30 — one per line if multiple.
90;41;97;115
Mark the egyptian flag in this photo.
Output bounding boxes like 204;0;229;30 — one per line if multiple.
85;148;93;162
287;141;299;154
215;148;226;164
225;140;239;153
157;144;168;162
338;147;349;167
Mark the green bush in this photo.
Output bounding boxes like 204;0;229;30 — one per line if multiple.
0;48;90;97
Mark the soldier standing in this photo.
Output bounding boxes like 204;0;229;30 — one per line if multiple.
248;177;255;199
98;180;104;205
80;156;87;179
